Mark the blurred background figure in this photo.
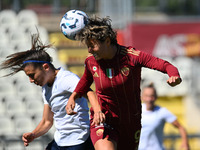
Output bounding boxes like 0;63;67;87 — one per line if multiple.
139;83;190;150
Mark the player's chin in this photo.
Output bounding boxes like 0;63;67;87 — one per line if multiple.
94;56;101;60
34;82;43;86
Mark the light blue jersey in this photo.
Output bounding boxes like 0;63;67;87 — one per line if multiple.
139;103;176;150
42;67;90;146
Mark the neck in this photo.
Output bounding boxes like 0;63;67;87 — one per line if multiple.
47;69;59;86
146;105;155;111
106;45;118;59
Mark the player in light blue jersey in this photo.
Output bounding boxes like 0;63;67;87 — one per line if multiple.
0;34;104;150
139;83;190;150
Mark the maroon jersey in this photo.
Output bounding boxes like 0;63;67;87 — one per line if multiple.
75;45;180;121
74;45;180;149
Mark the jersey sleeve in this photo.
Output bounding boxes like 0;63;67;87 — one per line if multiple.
135;50;181;77
161;107;177;123
42;88;48;105
74;60;94;97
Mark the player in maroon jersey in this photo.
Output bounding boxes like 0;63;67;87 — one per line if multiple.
65;16;182;150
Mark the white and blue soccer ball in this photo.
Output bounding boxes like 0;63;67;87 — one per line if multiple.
60;10;89;40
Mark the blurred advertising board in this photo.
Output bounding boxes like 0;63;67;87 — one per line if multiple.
117;22;200;57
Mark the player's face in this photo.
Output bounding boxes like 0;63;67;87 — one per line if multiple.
86;39;109;60
24;64;49;86
142;88;156;107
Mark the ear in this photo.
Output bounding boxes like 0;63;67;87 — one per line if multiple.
42;63;50;71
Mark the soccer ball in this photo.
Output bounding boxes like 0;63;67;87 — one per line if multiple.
60;10;89;40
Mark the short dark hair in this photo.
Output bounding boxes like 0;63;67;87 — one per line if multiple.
77;16;118;45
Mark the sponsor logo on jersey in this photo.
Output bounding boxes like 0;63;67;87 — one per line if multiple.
93;72;99;77
121;67;130;76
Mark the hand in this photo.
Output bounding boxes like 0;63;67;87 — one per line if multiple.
22;132;35;146
66;97;77;115
167;76;182;87
180;142;190;150
91;111;106;126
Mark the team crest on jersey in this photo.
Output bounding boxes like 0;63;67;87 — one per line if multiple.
121;67;130;76
96;128;104;136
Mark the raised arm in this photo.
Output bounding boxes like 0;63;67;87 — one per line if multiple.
135;49;182;86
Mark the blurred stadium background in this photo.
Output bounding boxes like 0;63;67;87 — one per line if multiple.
0;0;200;149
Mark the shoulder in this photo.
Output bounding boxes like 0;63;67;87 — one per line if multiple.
56;68;80;86
154;105;162;111
85;53;95;61
154;105;169;113
156;106;175;117
56;68;80;91
159;107;177;122
119;46;142;66
158;106;170;113
59;67;79;78
85;53;98;69
119;46;141;57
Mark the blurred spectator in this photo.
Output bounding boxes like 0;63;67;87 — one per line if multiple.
139;83;190;150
